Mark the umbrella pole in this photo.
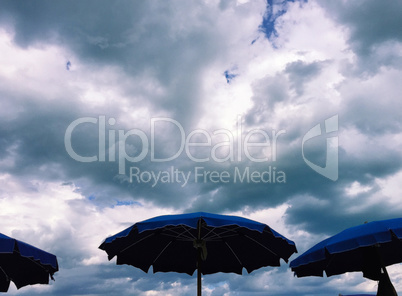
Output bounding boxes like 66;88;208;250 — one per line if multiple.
197;249;201;296
197;219;202;296
377;266;398;296
374;245;398;296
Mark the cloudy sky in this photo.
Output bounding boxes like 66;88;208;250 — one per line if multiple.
0;0;402;295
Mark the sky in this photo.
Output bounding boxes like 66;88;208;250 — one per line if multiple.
0;0;402;295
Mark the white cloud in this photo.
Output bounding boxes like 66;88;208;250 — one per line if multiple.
274;1;350;61
345;181;372;197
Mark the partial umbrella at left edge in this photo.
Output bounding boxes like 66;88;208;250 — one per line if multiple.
99;212;297;296
0;233;59;292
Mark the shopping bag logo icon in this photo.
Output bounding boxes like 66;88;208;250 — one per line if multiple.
302;115;338;181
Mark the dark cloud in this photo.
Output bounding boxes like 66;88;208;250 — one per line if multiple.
0;0;235;128
339;78;402;135
325;1;402;54
239;51;402;236
285;60;326;95
317;0;402;73
245;74;289;125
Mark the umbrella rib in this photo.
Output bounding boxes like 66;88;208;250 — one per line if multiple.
153;241;173;264
120;233;156;254
224;242;243;266
161;232;193;240
0;266;9;281
177;225;197;240
152;226;197;265
206;232;239;240
161;233;191;240
201;227;217;240
244;234;279;257
120;227;194;255
159;225;196;241
202;226;242;241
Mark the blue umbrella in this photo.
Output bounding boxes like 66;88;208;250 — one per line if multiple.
0;232;59;292
290;218;402;295
99;212;297;296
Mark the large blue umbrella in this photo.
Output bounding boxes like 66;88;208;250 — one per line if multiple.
99;212;297;296
0;232;59;292
290;218;402;295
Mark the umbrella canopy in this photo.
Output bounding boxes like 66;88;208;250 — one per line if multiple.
289;218;402;277
99;212;297;295
0;232;59;292
290;218;402;295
